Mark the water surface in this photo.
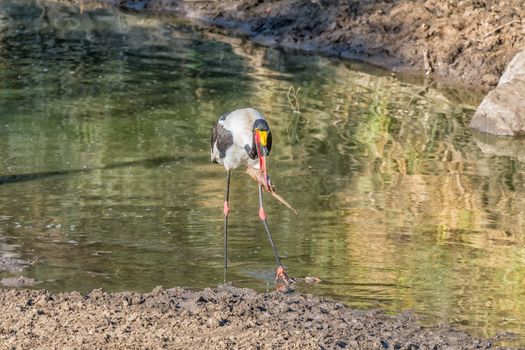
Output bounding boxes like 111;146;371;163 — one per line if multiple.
1;0;525;342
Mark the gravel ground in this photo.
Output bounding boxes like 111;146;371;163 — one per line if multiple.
0;285;515;349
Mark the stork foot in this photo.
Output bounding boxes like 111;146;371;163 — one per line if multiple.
275;265;291;284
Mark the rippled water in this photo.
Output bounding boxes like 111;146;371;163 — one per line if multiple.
1;0;525;342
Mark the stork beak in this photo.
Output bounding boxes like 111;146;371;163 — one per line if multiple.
259;154;268;189
256;130;270;190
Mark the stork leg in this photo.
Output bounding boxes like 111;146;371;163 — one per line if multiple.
223;169;231;283
258;183;290;284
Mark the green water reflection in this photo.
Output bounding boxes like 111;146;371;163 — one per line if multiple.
1;0;524;342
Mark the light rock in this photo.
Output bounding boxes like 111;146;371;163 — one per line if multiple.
470;50;525;136
499;50;525;86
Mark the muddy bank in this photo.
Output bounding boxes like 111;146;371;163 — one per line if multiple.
0;286;516;349
109;0;525;93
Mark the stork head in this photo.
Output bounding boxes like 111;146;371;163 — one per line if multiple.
253;119;271;189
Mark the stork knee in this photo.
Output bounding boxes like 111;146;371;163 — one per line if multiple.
259;207;266;221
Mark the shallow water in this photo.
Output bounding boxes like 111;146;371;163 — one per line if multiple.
1;0;525;342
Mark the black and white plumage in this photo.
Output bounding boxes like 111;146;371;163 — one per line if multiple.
211;108;272;171
211;107;289;284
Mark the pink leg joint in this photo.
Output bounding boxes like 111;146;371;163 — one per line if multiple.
259;207;266;221
223;201;230;216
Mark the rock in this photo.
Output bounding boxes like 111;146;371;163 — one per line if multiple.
498;50;525;86
303;276;322;284
470;50;525;136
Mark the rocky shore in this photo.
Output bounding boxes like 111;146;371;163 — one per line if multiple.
0;286;513;349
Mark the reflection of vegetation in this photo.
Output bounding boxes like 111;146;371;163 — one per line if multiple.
248;47;525;340
1;0;525;342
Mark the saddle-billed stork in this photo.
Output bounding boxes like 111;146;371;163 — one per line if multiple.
211;107;290;284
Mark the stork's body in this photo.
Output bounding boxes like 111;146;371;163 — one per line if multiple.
211;108;289;284
211;108;269;170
